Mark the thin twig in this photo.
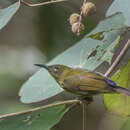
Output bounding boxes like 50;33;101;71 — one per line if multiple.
0;99;80;120
82;101;87;130
20;0;67;7
104;39;130;77
77;0;87;36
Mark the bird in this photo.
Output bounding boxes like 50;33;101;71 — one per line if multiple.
35;64;130;98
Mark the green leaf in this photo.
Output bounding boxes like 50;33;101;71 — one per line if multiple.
0;1;20;30
121;118;130;130
19;13;127;103
103;60;130;116
106;0;130;26
0;104;68;130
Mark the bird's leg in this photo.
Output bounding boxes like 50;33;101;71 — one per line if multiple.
78;96;93;104
83;96;93;104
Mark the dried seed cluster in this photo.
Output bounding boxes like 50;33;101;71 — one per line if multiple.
69;13;80;25
68;1;96;35
72;23;85;34
82;2;96;16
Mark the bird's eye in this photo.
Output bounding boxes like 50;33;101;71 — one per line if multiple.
54;66;60;72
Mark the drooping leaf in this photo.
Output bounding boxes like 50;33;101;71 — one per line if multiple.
103;60;130;116
19;13;127;103
0;1;20;30
0;104;69;130
121;118;130;130
106;0;130;26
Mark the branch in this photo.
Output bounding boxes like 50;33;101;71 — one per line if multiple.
0;99;80;120
104;38;130;77
20;0;67;7
77;0;87;36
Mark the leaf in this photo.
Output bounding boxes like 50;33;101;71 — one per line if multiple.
0;1;20;30
0;104;69;130
121;118;130;130
106;0;130;26
19;13;127;103
103;60;130;116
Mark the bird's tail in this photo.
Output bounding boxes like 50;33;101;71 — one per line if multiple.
114;86;130;96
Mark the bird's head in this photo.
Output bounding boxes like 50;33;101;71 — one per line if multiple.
35;64;71;81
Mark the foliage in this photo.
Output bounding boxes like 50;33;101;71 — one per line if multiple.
106;0;130;26
121;118;130;130
0;0;130;130
103;60;130;116
0;104;69;130
0;1;20;30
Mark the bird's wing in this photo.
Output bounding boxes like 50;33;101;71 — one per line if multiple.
77;71;108;91
62;69;108;91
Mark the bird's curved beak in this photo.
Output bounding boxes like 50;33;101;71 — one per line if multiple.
34;64;49;71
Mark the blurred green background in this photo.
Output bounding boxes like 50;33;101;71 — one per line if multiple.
0;0;128;130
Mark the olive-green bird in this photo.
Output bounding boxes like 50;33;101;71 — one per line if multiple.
35;64;130;97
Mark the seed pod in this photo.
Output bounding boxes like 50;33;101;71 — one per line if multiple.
69;13;80;25
82;2;96;16
72;22;85;34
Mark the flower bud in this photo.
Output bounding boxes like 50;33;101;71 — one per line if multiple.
82;2;96;16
